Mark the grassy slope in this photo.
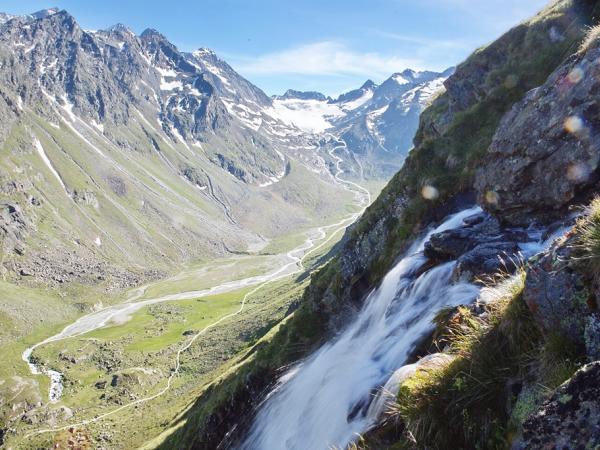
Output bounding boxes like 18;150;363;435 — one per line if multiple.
5;277;306;450
1;98;357;286
371;200;600;450
151;1;600;448
2;200;347;449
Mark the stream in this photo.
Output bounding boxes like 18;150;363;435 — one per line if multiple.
240;206;568;450
22;137;371;405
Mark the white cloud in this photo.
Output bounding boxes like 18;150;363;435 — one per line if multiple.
231;41;422;79
372;31;471;50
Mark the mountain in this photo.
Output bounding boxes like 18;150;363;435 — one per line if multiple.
335;80;376;105
0;11;448;443
158;1;600;449
275;89;331;101
8;3;599;449
270;68;453;177
0;8;356;288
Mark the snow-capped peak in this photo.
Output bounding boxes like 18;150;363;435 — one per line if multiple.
29;8;60;20
193;48;217;59
106;23;135;35
0;12;15;24
392;73;410;85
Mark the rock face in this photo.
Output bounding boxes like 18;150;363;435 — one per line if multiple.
523;233;599;354
424;211;525;282
0;8;364;285
519;362;600;449
475;40;600;225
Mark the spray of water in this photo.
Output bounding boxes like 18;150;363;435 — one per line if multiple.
240;207;483;450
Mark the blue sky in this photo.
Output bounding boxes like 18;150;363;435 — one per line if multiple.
4;0;549;95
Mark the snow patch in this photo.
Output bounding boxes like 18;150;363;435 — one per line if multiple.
92;121;104;132
160;79;183;91
60;94;77;122
340;89;373;111
268;99;345;133
34;138;67;192
222;99;263;131
156;67;178;77
40;59;57;74
392;74;409;85
366;105;389;134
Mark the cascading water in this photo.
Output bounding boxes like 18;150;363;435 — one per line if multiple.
240;206;569;450
240;207;482;450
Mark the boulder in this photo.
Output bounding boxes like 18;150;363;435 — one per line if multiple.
453;241;520;282
523;231;600;361
518;362;600;449
475;40;600;226
423;212;524;282
424;214;502;260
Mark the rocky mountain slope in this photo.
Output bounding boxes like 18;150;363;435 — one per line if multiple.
0;8;357;289
154;1;600;448
271;68;453;178
0;8;442;293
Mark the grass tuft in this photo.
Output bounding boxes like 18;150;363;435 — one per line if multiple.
391;265;584;450
578;23;600;54
573;197;600;271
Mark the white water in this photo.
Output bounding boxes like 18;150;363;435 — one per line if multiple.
241;206;570;450
240;207;482;450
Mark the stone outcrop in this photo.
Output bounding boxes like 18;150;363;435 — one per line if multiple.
475;39;600;225
424;211;525;282
519;362;600;449
523;232;600;356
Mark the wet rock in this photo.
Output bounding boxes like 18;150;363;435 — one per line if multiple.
368;353;455;425
475;40;600;226
423;213;524;282
424;215;502;260
453;241;520;282
518;362;600;449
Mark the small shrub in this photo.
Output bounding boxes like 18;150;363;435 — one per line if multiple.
578;24;600;54
574;197;600;272
395;271;534;449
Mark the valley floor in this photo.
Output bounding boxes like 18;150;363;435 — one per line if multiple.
0;181;373;449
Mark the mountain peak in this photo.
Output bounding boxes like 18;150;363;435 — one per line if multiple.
0;12;15;24
277;89;329;101
106;23;135;35
390;70;417;85
360;80;377;90
29;7;60;20
140;28;168;41
193;47;217;58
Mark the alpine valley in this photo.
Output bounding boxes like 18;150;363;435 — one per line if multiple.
3;1;600;450
0;6;451;449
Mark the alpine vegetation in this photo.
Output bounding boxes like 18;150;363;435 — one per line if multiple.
2;1;600;450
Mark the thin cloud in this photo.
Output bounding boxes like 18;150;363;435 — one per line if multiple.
372;30;471;50
416;0;548;33
230;41;423;79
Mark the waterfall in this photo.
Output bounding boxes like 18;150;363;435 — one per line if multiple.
239;207;483;450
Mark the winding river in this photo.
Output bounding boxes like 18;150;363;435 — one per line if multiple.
22;136;370;410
